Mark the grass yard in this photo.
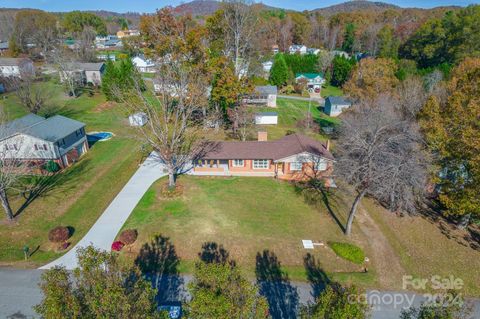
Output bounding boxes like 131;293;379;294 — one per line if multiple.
120;176;375;286
321;85;343;98
257;97;341;140
365;199;480;296
0;81;142;266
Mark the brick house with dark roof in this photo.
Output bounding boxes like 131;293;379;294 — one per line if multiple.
194;132;335;185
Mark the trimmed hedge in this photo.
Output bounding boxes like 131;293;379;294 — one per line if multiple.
328;242;365;264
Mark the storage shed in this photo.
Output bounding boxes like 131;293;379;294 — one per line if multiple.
128;112;148;127
255;112;278;125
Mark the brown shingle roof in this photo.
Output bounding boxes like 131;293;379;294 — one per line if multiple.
202;134;334;161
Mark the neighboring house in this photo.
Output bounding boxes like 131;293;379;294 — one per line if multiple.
117;29;140;38
128;112;148;127
272;45;279;54
262;61;273;73
193;132;335;184
96;36;123;49
64;39;80;50
0;58;35;78
0;114;88;168
0;42;9;56
307;48;320;55
60;62;106;86
97;54;116;62
255;112;278;125
295;73;325;90
289;45;307;55
132;55;156;73
324;96;352;117
332;50;350;59
243;86;278;108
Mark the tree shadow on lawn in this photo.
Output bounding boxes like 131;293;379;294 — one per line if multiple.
303;253;330;299
198;241;236;267
294;180;347;233
135;235;185;304
14;159;90;218
255;250;299;319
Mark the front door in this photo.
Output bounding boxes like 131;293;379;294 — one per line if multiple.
277;162;284;174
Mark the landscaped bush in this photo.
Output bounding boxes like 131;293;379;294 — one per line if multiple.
118;229;138;246
328;242;365;264
48;226;70;243
44;160;60;173
111;241;124;252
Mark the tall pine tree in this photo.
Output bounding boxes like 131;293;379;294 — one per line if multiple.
269;54;288;87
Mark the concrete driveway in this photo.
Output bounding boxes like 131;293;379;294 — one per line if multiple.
40;153;166;270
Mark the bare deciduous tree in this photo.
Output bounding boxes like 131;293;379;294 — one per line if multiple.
397;76;427;119
50;49;82;98
75;27;97;62
13;75;51;114
0;112;30;220
228;104;253;141
335;95;429;235
222;0;258;77
117;60;210;188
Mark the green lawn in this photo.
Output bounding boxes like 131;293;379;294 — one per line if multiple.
0;81;141;265
119;176;374;285
257;97;340;140
321;85;343;98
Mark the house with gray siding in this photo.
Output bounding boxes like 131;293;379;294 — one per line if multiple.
324;96;352;117
60;62;105;86
243;86;278;107
0;114;88;168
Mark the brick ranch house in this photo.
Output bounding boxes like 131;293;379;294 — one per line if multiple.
194;132;335;185
0;114;88;169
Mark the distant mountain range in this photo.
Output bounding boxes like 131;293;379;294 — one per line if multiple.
313;1;400;15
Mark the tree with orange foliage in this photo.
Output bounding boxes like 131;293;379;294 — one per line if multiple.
343;57;399;103
419;58;480;227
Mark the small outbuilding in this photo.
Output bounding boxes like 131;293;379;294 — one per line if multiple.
324;96;352;117
255;112;278;125
243;86;278;107
128;112;148;127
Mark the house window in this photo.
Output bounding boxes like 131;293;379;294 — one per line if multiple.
232;159;244;167
290;162;303;171
5;144;17;151
253;159;269;169
34;144;48;151
315;160;327;171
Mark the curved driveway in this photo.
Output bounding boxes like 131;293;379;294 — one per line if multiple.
40;153;166;270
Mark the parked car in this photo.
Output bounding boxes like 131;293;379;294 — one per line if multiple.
159;305;182;319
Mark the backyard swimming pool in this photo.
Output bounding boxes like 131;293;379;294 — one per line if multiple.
87;132;114;142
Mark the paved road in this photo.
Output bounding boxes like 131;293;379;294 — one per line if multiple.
40;153;166;270
2;269;479;319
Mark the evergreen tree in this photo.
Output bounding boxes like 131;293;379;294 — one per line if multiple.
101;59;118;101
269;54;289;87
341;23;356;53
378;26;399;59
331;55;355;87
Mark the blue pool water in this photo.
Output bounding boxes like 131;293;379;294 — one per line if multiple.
87;132;113;142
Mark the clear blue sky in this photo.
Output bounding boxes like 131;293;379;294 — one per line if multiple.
0;0;478;12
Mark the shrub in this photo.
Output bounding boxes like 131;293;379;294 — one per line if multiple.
111;241;124;252
44;160;60;173
118;229;138;246
328;242;365;264
48;226;70;243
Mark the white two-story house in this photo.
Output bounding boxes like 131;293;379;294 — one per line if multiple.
0;114;88;169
